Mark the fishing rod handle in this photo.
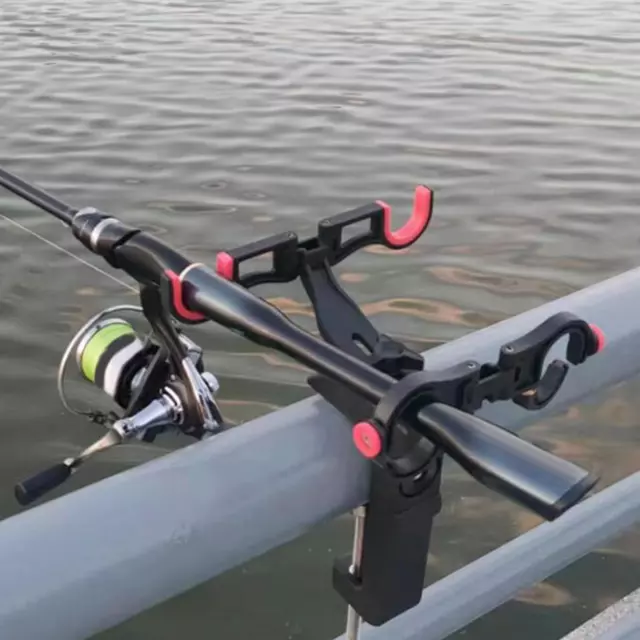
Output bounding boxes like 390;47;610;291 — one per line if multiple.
414;403;597;520
72;213;391;403
181;263;391;402
71;211;191;278
182;264;596;520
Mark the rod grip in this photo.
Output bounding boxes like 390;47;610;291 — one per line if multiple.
14;463;72;506
419;403;598;520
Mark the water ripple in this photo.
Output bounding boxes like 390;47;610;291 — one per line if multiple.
1;0;640;637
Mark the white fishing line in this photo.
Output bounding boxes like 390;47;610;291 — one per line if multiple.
0;212;137;293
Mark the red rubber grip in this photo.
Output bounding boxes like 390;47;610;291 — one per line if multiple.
164;269;206;322
216;251;236;281
376;185;433;249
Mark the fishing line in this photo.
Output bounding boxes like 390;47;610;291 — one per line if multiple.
0;211;137;293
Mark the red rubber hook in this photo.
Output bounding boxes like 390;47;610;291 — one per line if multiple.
164;269;206;322
376;185;434;249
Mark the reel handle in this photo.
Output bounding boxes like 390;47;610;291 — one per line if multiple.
14;431;122;507
14;463;72;506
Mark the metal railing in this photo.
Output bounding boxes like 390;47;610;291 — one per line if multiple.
0;264;638;639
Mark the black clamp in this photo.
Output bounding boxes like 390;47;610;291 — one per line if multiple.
333;311;603;625
215;187;441;625
213;189;605;628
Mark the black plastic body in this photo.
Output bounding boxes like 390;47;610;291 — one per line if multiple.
182;263;601;624
298;286;443;626
326;382;444;626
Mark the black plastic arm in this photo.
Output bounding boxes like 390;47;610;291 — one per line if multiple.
214;185;434;286
214;190;434;376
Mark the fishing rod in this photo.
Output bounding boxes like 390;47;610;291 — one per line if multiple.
0;166;604;636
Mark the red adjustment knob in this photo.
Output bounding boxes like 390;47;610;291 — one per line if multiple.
588;323;606;353
352;421;383;459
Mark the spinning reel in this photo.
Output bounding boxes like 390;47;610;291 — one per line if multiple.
15;290;225;506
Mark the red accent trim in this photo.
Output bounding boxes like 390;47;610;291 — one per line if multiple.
588;323;605;353
376;185;433;248
216;252;236;280
164;269;206;322
352;421;382;459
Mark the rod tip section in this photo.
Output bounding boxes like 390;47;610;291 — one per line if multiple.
14;463;73;506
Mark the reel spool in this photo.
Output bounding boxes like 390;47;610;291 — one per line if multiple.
75;316;149;409
58;305;149;423
57;305;219;430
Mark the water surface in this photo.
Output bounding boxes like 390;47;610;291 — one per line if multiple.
0;0;639;638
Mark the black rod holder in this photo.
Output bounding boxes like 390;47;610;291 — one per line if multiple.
0;166;606;627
